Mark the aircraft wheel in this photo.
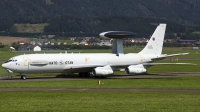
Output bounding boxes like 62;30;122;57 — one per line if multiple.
21;75;26;80
79;72;90;77
100;76;107;78
79;73;83;77
94;76;100;78
85;72;90;77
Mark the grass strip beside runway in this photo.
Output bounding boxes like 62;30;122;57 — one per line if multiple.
1;77;200;89
0;91;199;112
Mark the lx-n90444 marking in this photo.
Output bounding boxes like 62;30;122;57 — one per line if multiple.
2;24;193;80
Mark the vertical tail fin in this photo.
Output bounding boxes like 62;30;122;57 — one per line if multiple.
139;23;166;55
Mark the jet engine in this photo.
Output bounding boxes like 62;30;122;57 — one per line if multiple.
92;65;113;76
125;64;146;74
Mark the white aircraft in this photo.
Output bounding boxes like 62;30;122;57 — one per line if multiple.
2;24;191;80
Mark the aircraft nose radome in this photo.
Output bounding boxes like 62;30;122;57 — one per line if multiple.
2;63;7;68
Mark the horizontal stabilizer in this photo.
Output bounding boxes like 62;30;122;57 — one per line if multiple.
164;53;189;57
151;53;189;61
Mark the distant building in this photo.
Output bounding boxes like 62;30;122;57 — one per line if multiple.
97;42;112;46
48;35;55;39
192;47;199;50
178;40;196;45
72;42;79;45
61;42;67;45
41;35;55;39
18;45;41;51
132;38;148;43
18;45;27;51
33;46;41;51
164;39;174;43
18;41;25;45
36;42;42;46
196;42;200;46
79;41;88;45
29;41;36;45
70;37;76;41
26;45;35;51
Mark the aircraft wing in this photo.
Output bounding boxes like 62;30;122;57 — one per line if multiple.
151;53;189;61
143;62;196;66
64;64;103;69
63;64;104;72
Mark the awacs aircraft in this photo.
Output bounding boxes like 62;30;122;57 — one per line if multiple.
2;24;192;80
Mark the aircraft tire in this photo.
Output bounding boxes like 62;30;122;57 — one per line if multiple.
79;72;90;77
21;75;26;80
79;73;83;77
85;72;90;77
94;76;100;78
100;76;107;78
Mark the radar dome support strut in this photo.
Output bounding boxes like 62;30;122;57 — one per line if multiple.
112;39;124;54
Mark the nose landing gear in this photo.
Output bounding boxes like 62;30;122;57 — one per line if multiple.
20;73;26;80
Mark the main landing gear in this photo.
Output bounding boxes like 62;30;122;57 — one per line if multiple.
94;76;107;78
20;73;26;80
79;72;90;77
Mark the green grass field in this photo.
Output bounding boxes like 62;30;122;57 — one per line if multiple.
0;91;199;112
0;77;200;89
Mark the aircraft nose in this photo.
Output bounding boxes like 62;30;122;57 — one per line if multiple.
2;63;7;68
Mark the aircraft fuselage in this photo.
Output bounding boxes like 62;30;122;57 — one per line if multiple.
2;53;154;74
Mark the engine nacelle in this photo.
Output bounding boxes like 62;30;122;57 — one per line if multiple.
93;65;113;76
125;64;146;74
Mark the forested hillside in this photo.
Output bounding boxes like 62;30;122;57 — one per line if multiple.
44;16;200;39
0;0;200;39
1;0;199;25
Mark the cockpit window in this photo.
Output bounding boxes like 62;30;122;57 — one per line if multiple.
4;60;12;63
